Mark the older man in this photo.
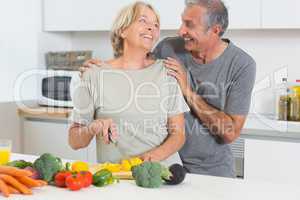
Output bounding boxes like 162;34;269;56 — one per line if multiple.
155;0;256;178
83;0;256;178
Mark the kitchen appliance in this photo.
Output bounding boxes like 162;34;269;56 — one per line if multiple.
231;138;245;178
37;70;80;108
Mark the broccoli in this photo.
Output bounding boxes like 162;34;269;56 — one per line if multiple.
132;162;172;188
33;153;64;182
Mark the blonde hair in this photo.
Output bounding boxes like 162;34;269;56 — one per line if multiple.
110;1;160;58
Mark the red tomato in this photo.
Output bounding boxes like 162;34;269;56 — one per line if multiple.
80;171;93;188
65;173;84;191
54;171;72;188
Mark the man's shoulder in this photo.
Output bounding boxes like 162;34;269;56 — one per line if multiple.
154;36;187;58
158;36;184;47
228;40;256;68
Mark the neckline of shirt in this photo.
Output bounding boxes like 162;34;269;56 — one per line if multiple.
187;39;233;69
100;59;161;72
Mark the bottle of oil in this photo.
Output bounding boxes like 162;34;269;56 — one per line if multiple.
276;78;290;121
289;85;300;121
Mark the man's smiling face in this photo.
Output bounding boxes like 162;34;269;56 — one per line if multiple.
178;5;213;53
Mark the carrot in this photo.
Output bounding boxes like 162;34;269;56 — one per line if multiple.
0;178;10;197
0;174;32;195
0;166;32;177
7;185;20;194
36;180;48;186
17;176;41;188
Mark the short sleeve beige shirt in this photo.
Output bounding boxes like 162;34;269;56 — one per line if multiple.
71;60;190;165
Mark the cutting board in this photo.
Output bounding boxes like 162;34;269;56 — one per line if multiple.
112;171;133;180
89;164;133;180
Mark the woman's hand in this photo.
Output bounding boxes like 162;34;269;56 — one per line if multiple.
79;58;102;76
88;118;118;144
139;148;165;162
164;57;192;97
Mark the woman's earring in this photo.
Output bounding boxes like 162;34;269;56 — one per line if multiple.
121;33;126;39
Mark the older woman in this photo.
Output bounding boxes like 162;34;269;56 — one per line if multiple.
68;1;189;165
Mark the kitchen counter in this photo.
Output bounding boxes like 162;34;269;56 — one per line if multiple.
18;106;72;121
8;153;300;200
17;106;300;141
241;128;300;141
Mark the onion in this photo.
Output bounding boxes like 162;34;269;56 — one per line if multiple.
24;166;41;180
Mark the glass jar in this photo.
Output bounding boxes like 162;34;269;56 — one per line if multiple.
276;78;290;121
277;95;290;121
289;86;300;121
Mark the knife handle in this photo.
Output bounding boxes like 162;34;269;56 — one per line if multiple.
108;128;116;144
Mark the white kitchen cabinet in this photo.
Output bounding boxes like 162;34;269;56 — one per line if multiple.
43;0;132;31
262;0;300;29
43;0;184;31
223;0;261;29
244;139;300;184
23;120;97;162
147;0;184;30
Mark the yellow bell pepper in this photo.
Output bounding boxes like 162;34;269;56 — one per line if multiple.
129;157;143;167
71;161;89;172
121;159;132;171
102;163;122;173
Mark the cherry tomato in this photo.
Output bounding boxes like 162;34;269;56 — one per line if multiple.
65;173;84;191
80;171;93;188
54;171;72;188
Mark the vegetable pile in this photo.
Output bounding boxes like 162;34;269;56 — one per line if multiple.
1;152;187;197
0;165;47;198
132;162;186;188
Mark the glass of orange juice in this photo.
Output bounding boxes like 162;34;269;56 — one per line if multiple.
0;139;12;165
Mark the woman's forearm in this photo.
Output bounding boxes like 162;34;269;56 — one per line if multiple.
156;129;185;160
149;114;186;161
68;123;94;150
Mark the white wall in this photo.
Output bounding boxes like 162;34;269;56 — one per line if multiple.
70;30;300;115
0;0;73;103
0;0;72;151
0;0;40;102
225;30;300;115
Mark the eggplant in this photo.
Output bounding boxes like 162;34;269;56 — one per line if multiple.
163;164;186;185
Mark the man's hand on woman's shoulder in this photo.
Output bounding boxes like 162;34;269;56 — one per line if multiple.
79;58;102;77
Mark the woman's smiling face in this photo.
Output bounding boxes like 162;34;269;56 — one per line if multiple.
121;5;160;53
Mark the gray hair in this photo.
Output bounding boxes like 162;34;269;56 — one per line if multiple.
185;0;228;36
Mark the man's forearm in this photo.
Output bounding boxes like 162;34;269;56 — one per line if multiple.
185;90;237;143
68;124;94;150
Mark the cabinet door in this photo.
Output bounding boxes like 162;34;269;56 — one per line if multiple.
43;0;184;31
23;120;96;161
148;0;184;30
44;0;132;31
244;139;300;184
262;0;300;28
223;0;261;29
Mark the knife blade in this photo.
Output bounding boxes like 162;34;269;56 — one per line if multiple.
108;129;130;160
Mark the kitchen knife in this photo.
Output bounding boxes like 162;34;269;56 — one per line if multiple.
108;129;130;160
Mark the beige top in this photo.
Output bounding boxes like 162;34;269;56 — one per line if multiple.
71;59;189;165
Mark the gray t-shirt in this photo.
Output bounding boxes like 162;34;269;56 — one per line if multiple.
70;59;190;166
154;37;256;177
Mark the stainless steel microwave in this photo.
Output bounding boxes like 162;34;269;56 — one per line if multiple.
37;70;80;107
